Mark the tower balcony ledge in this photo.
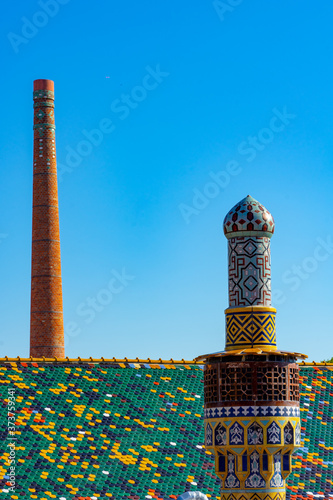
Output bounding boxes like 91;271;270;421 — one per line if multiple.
195;348;307;363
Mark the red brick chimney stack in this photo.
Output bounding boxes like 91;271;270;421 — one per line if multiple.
30;79;65;358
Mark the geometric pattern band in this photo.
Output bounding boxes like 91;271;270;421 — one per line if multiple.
225;307;276;350
228;237;271;307
220;492;285;500
204;405;300;419
33;89;55;139
204;415;300;448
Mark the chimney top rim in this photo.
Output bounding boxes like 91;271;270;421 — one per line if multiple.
33;79;54;91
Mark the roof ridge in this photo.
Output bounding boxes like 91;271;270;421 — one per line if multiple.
0;356;202;365
0;357;332;367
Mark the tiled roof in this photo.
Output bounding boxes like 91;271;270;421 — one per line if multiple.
288;365;333;500
0;361;332;500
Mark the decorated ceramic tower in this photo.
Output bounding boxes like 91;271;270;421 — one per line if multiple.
196;195;307;500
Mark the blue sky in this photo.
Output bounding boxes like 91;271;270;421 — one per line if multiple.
1;0;333;361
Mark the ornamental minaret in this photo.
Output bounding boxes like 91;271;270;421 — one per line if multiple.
197;195;307;500
30;79;65;358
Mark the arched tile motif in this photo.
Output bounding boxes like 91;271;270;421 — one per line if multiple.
205;423;213;446
247;422;263;445
229;422;244;445
270;452;283;488
295;421;301;445
215;422;227;446
283;421;293;444
267;421;281;444
245;451;266;488
224;453;240;489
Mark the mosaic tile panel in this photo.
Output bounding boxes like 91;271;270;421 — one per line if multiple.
228;237;272;307
225;308;276;350
204;415;299;448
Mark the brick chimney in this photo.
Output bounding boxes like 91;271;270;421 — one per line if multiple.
30;79;65;358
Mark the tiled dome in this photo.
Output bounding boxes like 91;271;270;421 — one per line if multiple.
223;195;275;239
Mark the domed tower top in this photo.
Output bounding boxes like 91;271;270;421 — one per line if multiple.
223;194;275;239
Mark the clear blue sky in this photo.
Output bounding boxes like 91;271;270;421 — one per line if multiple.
1;0;333;361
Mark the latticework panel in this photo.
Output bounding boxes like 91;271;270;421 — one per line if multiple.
204;359;299;406
204;363;219;404
219;366;253;401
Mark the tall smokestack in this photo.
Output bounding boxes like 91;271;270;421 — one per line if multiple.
30;79;65;358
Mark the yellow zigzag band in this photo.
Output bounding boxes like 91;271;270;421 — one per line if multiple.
225;307;277;351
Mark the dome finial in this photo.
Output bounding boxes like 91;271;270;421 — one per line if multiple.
223;195;274;239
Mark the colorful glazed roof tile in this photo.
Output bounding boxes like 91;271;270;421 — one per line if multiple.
0;360;332;499
223;194;275;239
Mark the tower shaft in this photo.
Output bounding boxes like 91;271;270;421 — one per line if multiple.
228;236;271;307
30;79;65;358
198;195;306;500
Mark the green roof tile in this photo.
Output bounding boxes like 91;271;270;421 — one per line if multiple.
0;363;332;499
